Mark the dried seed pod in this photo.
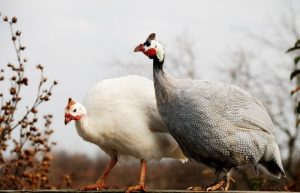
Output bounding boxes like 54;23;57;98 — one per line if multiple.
23;77;28;85
36;64;43;70
30;126;37;132
11;16;17;23
31;108;38;114
9;87;16;95
16;30;21;36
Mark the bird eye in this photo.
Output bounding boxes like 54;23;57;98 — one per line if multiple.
73;109;77;113
143;41;151;47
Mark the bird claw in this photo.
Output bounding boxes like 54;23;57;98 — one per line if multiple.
125;184;147;193
188;179;227;192
206;179;226;191
79;182;108;191
187;186;205;191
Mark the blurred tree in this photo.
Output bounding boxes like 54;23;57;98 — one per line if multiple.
286;39;300;184
0;15;57;189
167;33;198;79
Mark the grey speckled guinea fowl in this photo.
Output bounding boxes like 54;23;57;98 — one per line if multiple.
134;33;285;191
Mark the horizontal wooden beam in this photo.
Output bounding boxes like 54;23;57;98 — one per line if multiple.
0;190;294;193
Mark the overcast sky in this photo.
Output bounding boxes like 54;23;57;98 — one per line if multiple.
0;0;299;157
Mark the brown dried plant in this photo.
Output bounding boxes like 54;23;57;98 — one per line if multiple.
0;15;57;189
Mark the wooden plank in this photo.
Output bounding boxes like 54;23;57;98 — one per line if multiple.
0;191;297;193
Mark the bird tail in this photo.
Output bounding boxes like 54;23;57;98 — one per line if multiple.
259;140;285;178
260;159;285;178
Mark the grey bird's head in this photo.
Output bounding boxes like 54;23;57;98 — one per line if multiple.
134;33;165;62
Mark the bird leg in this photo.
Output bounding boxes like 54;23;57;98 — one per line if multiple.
80;156;118;191
187;179;226;192
224;170;234;191
212;168;222;184
126;159;148;193
206;179;226;191
187;169;234;191
187;168;222;191
206;169;234;191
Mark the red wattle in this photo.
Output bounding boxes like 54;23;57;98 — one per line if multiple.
144;48;156;57
65;113;81;121
73;115;81;120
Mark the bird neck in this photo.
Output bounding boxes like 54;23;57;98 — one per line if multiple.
75;114;98;142
75;114;88;130
75;114;106;147
153;56;165;89
153;56;164;71
153;56;176;105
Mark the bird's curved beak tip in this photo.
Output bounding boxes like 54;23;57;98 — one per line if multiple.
134;44;144;52
64;114;72;125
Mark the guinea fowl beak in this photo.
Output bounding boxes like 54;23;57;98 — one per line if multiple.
134;44;144;52
134;44;156;58
64;113;72;125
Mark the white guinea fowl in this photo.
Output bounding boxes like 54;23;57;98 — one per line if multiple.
64;75;186;192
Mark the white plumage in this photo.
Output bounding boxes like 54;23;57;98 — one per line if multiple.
64;75;186;191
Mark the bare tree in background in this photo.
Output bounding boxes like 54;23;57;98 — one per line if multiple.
168;33;198;79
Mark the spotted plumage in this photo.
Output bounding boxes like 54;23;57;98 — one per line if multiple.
134;33;285;190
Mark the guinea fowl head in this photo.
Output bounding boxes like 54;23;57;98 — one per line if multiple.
64;98;86;125
134;33;165;62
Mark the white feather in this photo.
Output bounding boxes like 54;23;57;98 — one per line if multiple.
68;75;187;162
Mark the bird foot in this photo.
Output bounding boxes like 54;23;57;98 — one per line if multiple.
79;182;108;191
206;179;226;191
187;180;227;192
187;186;206;191
125;184;147;193
229;176;236;183
187;176;234;192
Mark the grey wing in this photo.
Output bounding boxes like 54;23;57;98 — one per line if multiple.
179;80;274;135
223;84;274;135
236;94;274;134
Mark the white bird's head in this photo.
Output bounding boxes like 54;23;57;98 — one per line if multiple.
64;98;86;125
134;33;165;62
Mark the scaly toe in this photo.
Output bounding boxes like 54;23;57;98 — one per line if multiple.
187;186;205;191
125;184;147;193
79;183;108;191
206;179;226;191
